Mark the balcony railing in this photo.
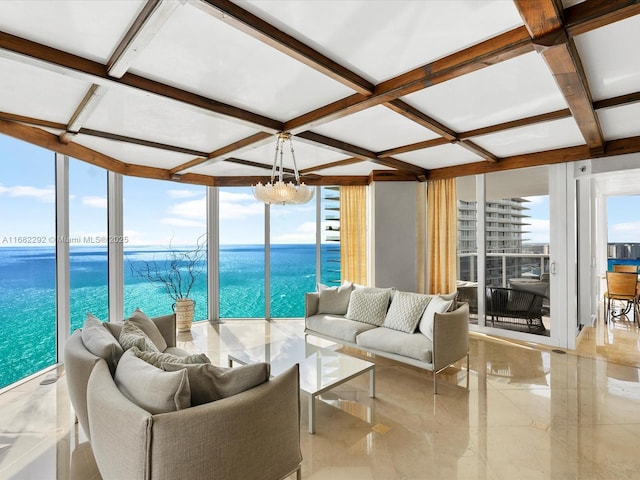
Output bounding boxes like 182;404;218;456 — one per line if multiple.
457;252;550;287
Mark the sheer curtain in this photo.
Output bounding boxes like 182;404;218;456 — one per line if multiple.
427;178;457;294
340;185;367;285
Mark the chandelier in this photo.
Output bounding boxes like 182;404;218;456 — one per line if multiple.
252;132;315;205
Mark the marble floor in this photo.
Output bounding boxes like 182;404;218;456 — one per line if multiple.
2;310;640;480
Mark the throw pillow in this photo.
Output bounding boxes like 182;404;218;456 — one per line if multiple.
162;362;270;405
83;312;104;329
114;349;191;414
81;323;124;374
126;308;168;352
133;347;211;368
437;291;458;310
382;291;432;333
317;281;353;314
419;295;453;341
345;289;390;326
118;321;161;353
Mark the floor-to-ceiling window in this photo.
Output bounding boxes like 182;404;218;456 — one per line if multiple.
270;201;316;318
69;159;108;331
484;167;551;336
0;137;56;389
218;186;265;319
123;177;207;320
456;175;479;323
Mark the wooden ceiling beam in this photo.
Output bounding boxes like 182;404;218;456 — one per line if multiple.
458;140;499;162
0;111;65;130
170;132;273;175
384;99;457;141
515;0;605;156
300;157;365;174
78;128;208;156
0;118;128;174
594;90;640;110
565;0;640;37
459;109;572;139
196;0;374;95
377;138;451;158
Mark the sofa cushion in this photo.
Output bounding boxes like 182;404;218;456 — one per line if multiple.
419;296;453;341
317;281;353;315
353;284;395;302
104;321;123;339
133;347;210;368
305;314;378;343
345;290;390;326
126;308;168;352
114;349;191;414
119;321;161;353
382;291;432;333
81;322;124;375
356;328;433;364
162;362;270;405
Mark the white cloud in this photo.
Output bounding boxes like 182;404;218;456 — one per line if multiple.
82;195;107;209
161;217;206;228
609;221;640;243
219;190;255;202
168;189;201;199
524;218;550;244
167;197;206;219
272;221;316;243
219;198;264;219
0;184;55;203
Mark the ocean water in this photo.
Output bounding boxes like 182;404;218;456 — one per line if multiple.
0;244;339;389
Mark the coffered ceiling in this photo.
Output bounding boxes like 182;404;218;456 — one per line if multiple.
0;0;638;187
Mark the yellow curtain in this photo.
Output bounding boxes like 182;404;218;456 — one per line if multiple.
340;185;367;285
427;178;457;294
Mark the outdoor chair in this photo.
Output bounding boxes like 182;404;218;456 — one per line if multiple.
604;271;639;324
486;287;546;333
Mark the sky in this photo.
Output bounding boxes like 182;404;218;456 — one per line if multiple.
2;134;640;247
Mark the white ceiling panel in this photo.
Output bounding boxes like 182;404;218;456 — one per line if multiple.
85;86;261;153
188;160;271;177
470;118;585;158
574;14;640;101
129;2;354;122
314;161;394;177
0;57;90;123
312;105;440;152
0;0;144;64
396;143;483;169
598;104;640;141
74;134;192;169
239;1;524;83
403;52;568;132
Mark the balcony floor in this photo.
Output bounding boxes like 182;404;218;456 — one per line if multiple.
1;309;640;479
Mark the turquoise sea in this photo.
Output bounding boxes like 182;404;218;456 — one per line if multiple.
0;244;339;389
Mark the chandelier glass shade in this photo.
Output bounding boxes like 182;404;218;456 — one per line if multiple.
252;132;315;205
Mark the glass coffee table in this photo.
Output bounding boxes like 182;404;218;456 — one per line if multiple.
228;339;375;434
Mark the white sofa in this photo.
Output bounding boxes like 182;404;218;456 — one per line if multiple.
64;312;303;480
304;284;469;394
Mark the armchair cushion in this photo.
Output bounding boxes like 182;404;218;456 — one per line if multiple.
81;322;124;375
126;308;168;352
162;362;270;405
114;349;191;414
133;347;210;368
119;321;161;353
